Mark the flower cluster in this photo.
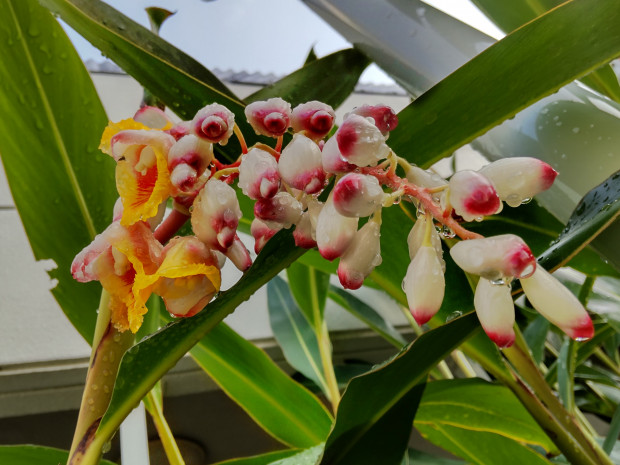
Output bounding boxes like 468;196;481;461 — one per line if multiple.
72;99;593;348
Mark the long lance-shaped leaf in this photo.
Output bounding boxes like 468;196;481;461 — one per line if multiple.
0;0;116;342
76;232;305;464
212;449;298;465
189;321;332;448
388;0;620;168
286;262;330;327
319;314;480;465
0;446;116;465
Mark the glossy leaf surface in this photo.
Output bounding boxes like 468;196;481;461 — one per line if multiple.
286;262;330;326
213;450;298;465
0;0;115;342
0;445;115;465
319;314;480;465
190;321;332;448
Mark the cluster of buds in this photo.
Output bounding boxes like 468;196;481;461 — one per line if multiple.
72;98;593;348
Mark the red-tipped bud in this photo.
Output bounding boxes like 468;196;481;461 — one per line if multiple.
167;121;192;141
348;104;398;135
168;135;214;195
480;157;558;207
293;211;318;249
337;220;382;290
192;103;235;145
336;114;390;167
406;216;445;271
291;101;336;140
251;218;281;254
238;147;281;200
403;246;445;325
254;192;303;228
448;170;501;221
474;279;515;348
245;98;291;137
333;173;384;217
134;106;173;129
450;234;536;281
315;195;358;261
321;136;357;174
279;134;326;194
521;267;594;340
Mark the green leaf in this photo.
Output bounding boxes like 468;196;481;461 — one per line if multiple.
603;405;620;454
267;275;329;396
523;316;550;365
0;445;116;465
286;262;330;326
213;449;299;465
537;171;620;271
389;0;620;168
328;286;406;347
269;444;324;465
189;321;332;448
558;338;577;411
415;378;557;452
304;47;318;66
319;314;480;465
418;424;552;465
85;232;306;462
145;7;175;34
406;449;465;465
0;0;116;342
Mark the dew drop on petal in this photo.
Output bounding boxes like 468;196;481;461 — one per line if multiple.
490;278;506;286
446;311;462;322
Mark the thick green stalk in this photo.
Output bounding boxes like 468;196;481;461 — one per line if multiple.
317;319;341;413
143;386;186;465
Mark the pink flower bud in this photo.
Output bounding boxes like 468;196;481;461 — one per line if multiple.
245;98;292;137
404;166;448;190
321;136;357;174
168;135;214;195
480;157;558;207
167;121;192;141
403;246;445;325
192;103;235;145
223;234;253;271
133;106;172;130
315;195;358;261
238;147;281;199
336;114;390;167
406;216;444;270
520;267;594;340
293;211;317;249
279;134;326;194
254;192;303;228
291;101;336;140
348;104;398;135
338;220;382;289
251;218;282;254
450;234;536;281
192;179;242;251
474;279;515;348
448;170;501;221
333;173;384;217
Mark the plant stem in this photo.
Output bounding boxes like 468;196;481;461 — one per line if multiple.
451;350;477;377
144;385;186;465
317;319;340;413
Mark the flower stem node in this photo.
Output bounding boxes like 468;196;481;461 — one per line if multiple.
192;103;235;145
245;98;292;137
333;173;384;217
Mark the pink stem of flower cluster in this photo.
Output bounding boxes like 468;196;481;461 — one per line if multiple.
154;209;190;244
364;167;483;241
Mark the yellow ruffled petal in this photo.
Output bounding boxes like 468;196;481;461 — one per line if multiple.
99;119;150;156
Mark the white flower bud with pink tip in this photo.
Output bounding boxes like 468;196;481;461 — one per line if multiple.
168;135;214;195
238;147;280;199
450;234;536;281
407;217;444;271
403;245;445;325
279;134;326;194
291;101;336;140
347;104;398;136
338;220;382;290
315;195;358;261
480;157;559;207
192;179;242;251
448;170;501;221
474;279;515;348
404;166;448;190
134;106;172;129
251;218;282;254
293;211;317;249
192;103;235;145
167;121;192;140
254;192;303;229
223;234;253;271
321;136;356;174
336;114;390;167
332;173;384;217
520;267;594;340
245;98;292;137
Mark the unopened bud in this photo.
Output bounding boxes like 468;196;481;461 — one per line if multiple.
192;103;235;145
279;134;325;194
333;173;384;217
403;246;445;325
347;104;398;135
238;148;280;199
336;114;390;167
474;279;515;348
315;195;358;261
449;170;501;221
291;101;336;140
321;135;357;174
245;98;291;137
338;220;382;289
254;192;303;228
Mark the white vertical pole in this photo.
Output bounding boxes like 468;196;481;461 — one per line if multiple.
120;401;150;465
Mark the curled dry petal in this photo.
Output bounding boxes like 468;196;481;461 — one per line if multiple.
403;246;445;325
251;217;282;254
254;191;303;229
480;157;558;207
336;114;390;167
192;179;242;251
192;103;235;145
450;234;536;281
238;147;281;199
333;173;384;217
134;236;221;318
520;267;594;340
133;106;173;130
448;170;501;222
291;101;336;140
337;220;382;290
279;134;326;194
321;135;357;174
168;135;214;195
474;279;515;348
348;104;398;135
315;195;358;261
245;98;292;137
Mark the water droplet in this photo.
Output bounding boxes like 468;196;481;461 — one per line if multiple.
108;351;115;362
572;127;580;134
490;278;506;286
27;25;40;37
113;333;121;343
521;197;532;205
440;225;455;239
42;66;53;75
574;336;589;342
103;385;110;394
87;398;94;405
92;384;98;391
555;122;562;127
446;311;462;322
